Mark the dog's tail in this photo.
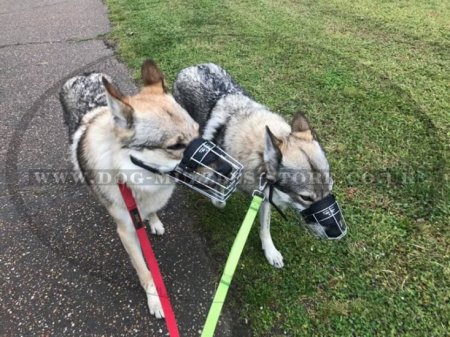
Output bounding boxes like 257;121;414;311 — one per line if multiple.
173;64;245;130
59;72;111;140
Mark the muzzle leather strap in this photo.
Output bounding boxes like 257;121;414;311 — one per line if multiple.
118;183;180;337
267;182;287;220
130;155;164;175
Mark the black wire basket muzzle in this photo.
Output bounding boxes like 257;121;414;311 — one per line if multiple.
300;193;347;240
169;138;243;202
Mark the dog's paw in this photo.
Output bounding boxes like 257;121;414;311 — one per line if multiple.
211;199;226;209
150;220;165;236
264;246;284;268
146;285;164;319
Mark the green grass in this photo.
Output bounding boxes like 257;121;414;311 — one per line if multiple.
104;1;449;335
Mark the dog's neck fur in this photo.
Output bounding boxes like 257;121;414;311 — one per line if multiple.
71;107;175;200
76;107;127;168
205;94;291;192
72;107;166;194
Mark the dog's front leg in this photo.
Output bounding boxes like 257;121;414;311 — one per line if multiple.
259;200;284;268
110;207;164;319
147;213;165;235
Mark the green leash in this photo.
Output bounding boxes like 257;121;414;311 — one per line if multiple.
201;193;264;337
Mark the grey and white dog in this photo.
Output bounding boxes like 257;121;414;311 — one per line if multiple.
174;64;336;268
60;60;199;318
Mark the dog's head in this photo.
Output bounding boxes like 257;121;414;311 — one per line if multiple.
264;113;342;238
102;59;199;173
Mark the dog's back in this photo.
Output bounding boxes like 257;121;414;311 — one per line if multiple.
59;73;111;139
173;64;245;130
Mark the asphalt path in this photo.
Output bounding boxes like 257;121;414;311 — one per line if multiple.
0;1;250;336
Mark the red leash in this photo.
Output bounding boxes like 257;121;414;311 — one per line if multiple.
118;183;180;337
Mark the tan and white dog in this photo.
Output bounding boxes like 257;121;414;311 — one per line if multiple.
60;60;199;318
174;64;337;269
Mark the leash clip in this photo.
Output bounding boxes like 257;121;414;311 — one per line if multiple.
252;173;268;200
253;173;288;220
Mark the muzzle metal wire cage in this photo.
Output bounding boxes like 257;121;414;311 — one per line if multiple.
169;139;243;202
300;193;347;240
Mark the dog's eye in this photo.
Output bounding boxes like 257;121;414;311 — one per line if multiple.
167;143;186;151
299;194;314;203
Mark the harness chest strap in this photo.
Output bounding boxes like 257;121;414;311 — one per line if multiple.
117;183;180;337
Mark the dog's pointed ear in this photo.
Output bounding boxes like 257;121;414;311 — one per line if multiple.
264;126;283;181
291;112;313;141
102;77;134;128
141;59;167;93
